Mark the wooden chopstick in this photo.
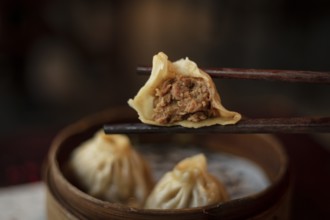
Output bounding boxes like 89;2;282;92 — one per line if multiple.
104;67;329;134
104;117;330;134
137;66;330;83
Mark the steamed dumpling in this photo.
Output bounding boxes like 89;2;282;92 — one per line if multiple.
128;52;241;128
69;130;154;208
144;154;229;209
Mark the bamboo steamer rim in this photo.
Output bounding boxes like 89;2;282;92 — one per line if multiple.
46;106;290;219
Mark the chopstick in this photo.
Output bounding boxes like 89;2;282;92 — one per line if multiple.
103;67;330;134
104;117;330;134
137;66;330;83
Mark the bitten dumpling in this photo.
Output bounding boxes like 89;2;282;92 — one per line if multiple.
69;130;154;208
128;52;241;128
144;154;229;209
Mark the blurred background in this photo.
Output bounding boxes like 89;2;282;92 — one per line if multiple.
0;0;330;218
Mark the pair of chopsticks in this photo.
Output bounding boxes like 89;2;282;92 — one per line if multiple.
104;67;330;134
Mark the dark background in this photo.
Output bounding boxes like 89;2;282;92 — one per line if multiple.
0;0;330;219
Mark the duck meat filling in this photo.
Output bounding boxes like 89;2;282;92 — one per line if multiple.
153;76;218;124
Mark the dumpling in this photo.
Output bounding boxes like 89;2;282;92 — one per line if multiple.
144;154;229;209
128;52;241;128
69;130;154;208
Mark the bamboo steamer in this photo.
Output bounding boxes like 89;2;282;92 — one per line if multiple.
44;106;291;220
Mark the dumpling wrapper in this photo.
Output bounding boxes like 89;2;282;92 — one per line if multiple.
144;154;229;209
69;130;154;208
128;52;241;128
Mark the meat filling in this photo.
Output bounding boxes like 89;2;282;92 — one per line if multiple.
153;76;218;124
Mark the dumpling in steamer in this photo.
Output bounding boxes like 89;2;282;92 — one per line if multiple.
144;154;229;209
128;52;241;128
69;130;154;208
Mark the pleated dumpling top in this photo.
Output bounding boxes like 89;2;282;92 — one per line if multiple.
128;52;241;128
69;130;154;208
145;154;229;209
